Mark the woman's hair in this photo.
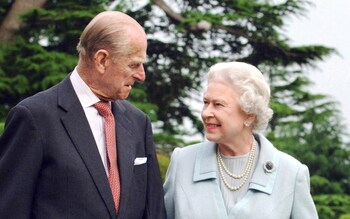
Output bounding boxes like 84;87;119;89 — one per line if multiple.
207;61;273;131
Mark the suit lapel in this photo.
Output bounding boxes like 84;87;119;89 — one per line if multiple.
57;77;116;218
111;101;135;216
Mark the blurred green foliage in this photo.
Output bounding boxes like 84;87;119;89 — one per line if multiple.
314;194;350;219
157;153;170;183
0;122;4;134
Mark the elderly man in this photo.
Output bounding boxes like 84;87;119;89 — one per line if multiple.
0;11;166;219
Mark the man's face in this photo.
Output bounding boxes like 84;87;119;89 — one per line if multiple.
97;36;147;101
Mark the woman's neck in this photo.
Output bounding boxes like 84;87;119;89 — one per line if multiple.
218;135;254;156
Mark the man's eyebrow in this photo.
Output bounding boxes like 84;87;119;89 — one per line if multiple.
131;56;148;64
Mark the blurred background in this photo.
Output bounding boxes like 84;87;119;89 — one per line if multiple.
286;0;350;136
0;0;349;218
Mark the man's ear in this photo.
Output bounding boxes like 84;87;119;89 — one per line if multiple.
94;49;110;73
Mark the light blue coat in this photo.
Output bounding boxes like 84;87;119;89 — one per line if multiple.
164;133;318;219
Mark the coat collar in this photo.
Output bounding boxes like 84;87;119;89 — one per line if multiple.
192;133;280;195
249;133;279;195
193;141;218;182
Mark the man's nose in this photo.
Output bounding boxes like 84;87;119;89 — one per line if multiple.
134;64;146;82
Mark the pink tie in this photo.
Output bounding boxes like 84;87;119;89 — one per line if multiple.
94;101;120;213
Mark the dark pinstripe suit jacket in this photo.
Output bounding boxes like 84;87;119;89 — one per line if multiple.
0;76;166;219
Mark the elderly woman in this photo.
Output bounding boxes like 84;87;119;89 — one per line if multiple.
164;62;318;219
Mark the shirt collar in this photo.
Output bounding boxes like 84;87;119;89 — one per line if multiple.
70;67;101;108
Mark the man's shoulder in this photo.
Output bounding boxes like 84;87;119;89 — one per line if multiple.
115;100;146;116
18;81;62;108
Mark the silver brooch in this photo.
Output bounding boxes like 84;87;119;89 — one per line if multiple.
263;160;275;173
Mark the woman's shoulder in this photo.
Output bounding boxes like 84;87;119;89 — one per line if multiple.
171;141;216;161
255;133;305;172
277;150;304;172
174;141;215;154
272;144;306;176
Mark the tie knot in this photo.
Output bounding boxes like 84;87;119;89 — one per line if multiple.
94;101;112;118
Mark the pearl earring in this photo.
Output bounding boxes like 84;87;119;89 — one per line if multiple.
244;122;250;127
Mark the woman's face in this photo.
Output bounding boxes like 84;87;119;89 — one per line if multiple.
201;81;248;145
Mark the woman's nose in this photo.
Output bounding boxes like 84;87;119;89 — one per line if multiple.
201;105;214;118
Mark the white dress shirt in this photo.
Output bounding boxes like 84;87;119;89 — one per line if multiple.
70;68;109;175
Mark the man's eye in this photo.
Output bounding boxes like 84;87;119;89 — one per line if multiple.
130;63;140;68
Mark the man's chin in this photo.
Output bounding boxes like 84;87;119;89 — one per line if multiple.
116;93;130;100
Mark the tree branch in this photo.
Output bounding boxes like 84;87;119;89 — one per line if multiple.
150;0;300;60
151;0;184;22
0;0;47;43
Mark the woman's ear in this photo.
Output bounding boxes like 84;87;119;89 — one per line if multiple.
93;49;110;73
244;114;256;127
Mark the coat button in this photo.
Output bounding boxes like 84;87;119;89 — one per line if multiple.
263;160;275;173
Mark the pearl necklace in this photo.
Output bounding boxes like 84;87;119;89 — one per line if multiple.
217;137;256;191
